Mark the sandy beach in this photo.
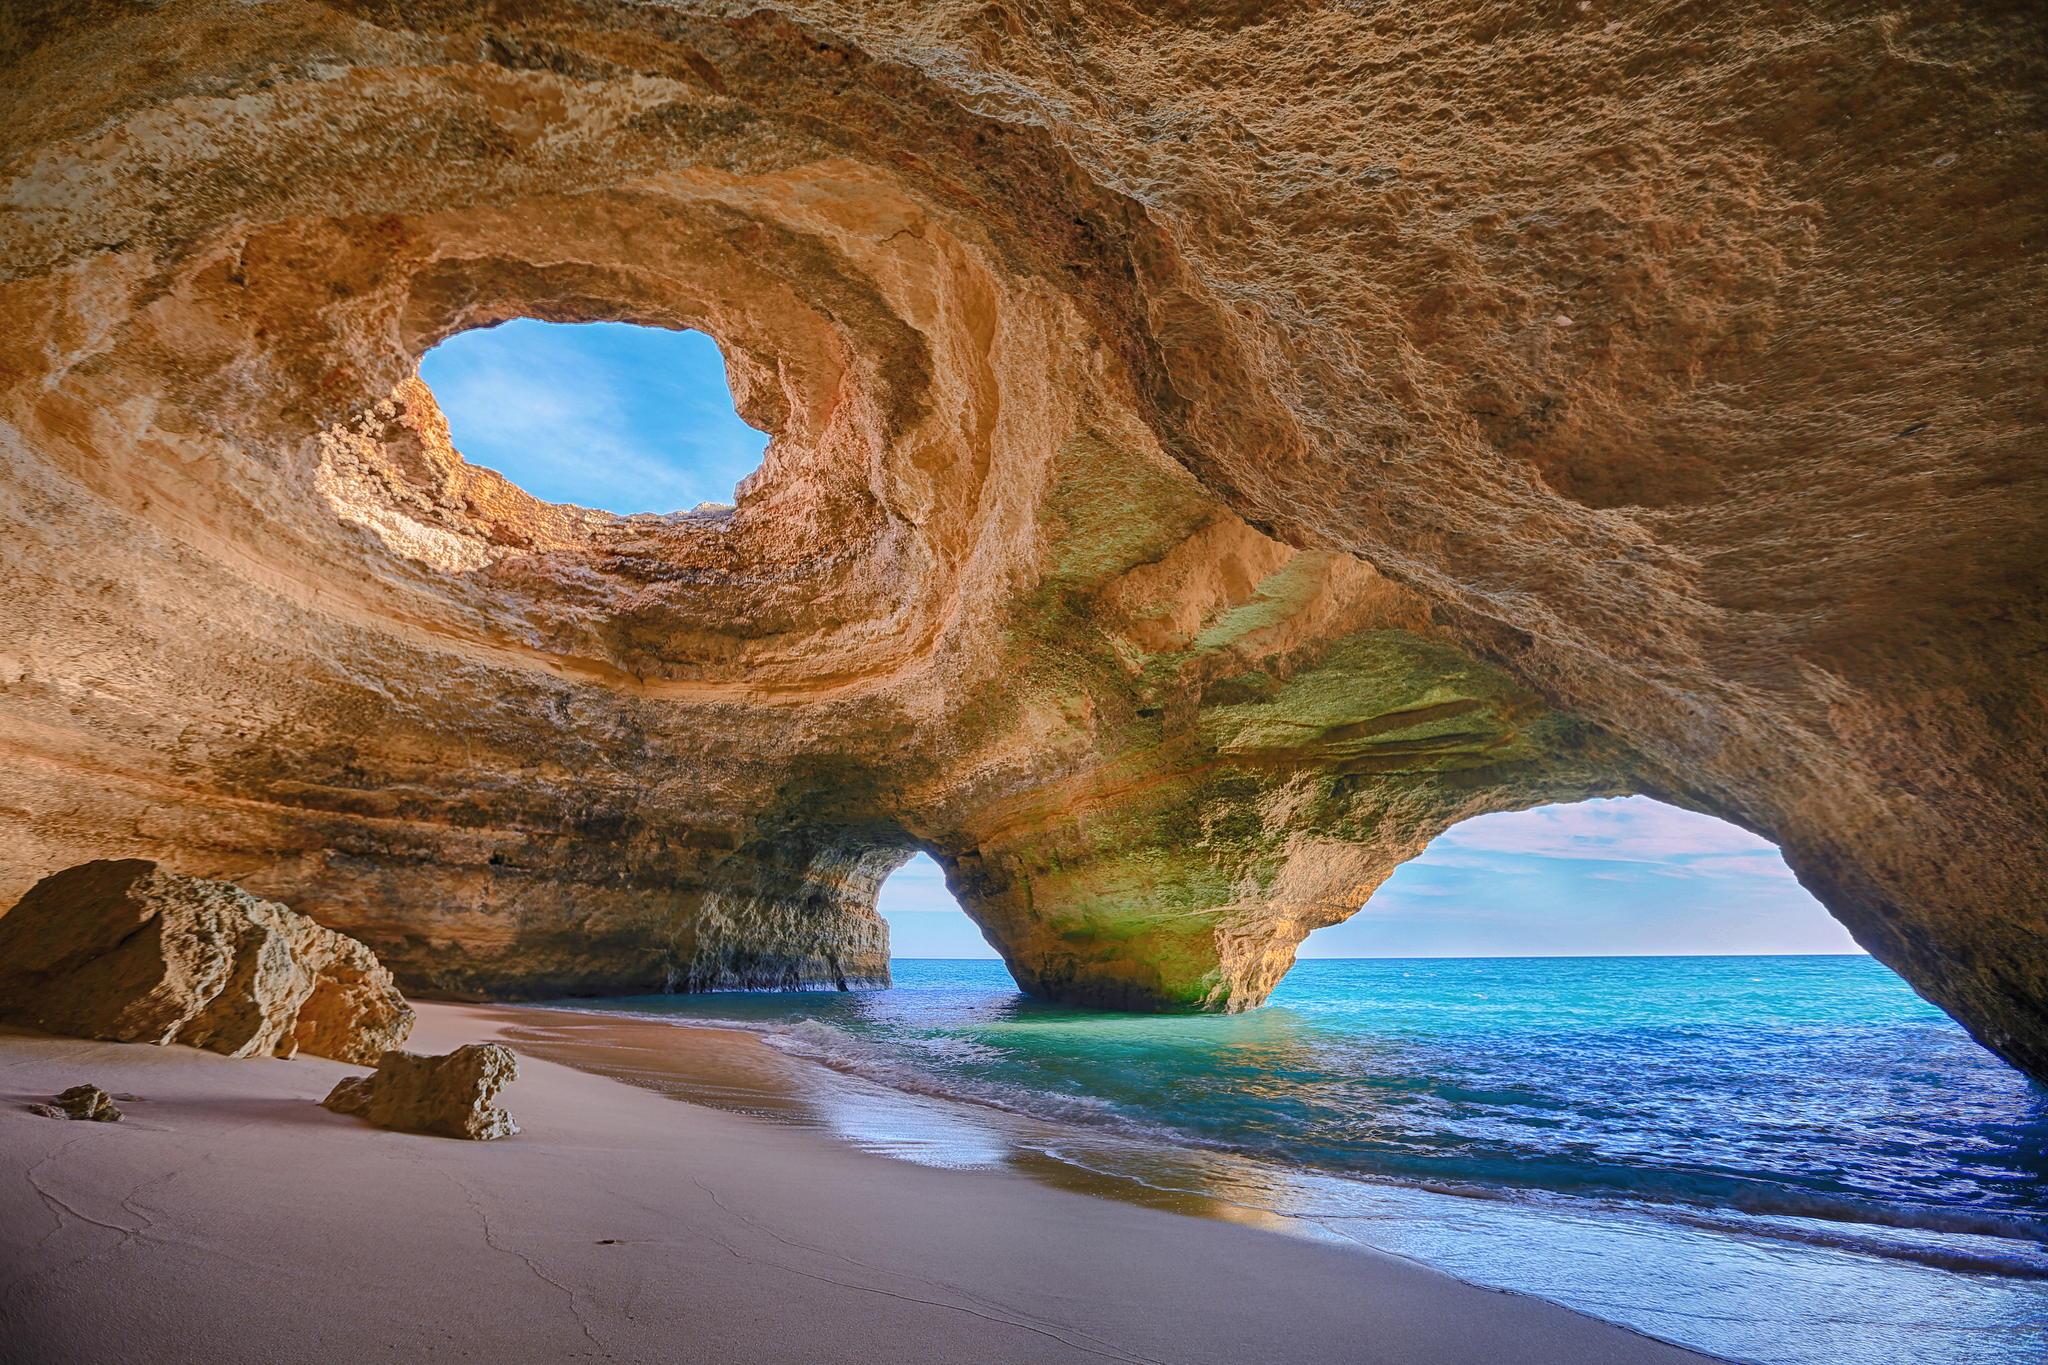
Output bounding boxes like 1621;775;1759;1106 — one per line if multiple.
0;1002;1717;1365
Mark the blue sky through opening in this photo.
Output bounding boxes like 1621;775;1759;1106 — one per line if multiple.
879;797;1860;959
419;319;769;514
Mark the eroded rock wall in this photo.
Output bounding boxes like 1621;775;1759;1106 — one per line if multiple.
0;860;413;1064
0;3;2041;1072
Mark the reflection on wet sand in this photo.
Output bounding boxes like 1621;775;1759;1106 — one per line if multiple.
482;1005;1302;1236
478;1001;2048;1365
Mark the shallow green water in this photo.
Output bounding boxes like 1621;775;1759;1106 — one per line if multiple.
563;956;2048;1365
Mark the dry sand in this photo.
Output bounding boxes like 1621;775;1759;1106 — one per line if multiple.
0;1002;1715;1364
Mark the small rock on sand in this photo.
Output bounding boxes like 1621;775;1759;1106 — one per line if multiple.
323;1043;520;1140
40;1085;123;1121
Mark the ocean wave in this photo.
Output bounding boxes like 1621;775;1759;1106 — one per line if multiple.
751;1017;1195;1140
1648;1201;2048;1279
539;1000;2048;1281
1718;1187;2048;1244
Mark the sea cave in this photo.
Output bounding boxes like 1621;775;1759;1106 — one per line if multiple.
1;4;2043;1363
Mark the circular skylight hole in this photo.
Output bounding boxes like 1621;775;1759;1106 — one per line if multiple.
418;319;769;515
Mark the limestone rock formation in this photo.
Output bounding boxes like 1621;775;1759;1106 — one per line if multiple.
0;861;414;1065
0;6;2042;1074
323;1043;521;1141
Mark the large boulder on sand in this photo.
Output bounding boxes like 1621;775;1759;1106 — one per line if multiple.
0;860;413;1065
323;1043;520;1141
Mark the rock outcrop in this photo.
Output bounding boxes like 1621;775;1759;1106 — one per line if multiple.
0;861;414;1065
323;1044;520;1141
0;6;2042;1074
37;1085;123;1123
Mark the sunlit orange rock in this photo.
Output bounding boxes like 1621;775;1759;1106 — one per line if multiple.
0;3;2040;1076
323;1043;520;1141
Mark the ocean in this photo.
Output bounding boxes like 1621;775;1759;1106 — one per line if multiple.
537;956;2048;1365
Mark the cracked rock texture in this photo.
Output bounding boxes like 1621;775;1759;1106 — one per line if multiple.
0;4;2043;1074
324;1043;521;1141
0;861;415;1065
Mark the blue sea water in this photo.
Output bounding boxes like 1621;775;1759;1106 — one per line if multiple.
552;957;2048;1365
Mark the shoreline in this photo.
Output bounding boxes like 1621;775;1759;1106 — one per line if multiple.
479;993;2048;1365
0;1000;1717;1365
493;997;2048;1263
478;1002;1325;1238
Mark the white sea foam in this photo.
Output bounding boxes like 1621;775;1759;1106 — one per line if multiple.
544;1000;2048;1285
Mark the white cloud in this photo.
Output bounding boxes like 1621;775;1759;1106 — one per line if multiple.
1429;796;1788;880
1436;796;1764;857
877;853;963;916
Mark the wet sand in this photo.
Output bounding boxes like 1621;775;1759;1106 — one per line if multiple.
484;1004;1336;1234
0;1001;1716;1364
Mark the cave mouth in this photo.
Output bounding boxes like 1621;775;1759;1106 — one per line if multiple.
416;319;770;516
1302;795;1864;960
876;853;999;965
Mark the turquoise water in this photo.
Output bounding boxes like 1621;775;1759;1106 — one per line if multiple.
561;957;2048;1364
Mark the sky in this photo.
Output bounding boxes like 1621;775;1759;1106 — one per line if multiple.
879;798;1861;959
877;854;1001;958
419;322;1858;963
418;319;768;513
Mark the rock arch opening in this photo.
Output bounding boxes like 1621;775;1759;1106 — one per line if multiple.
877;853;996;963
1300;796;1863;960
416;319;769;516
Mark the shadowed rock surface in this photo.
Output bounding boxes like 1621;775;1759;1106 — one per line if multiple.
28;1088;122;1121
323;1043;520;1140
41;1085;122;1122
0;4;2042;1073
0;861;414;1065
